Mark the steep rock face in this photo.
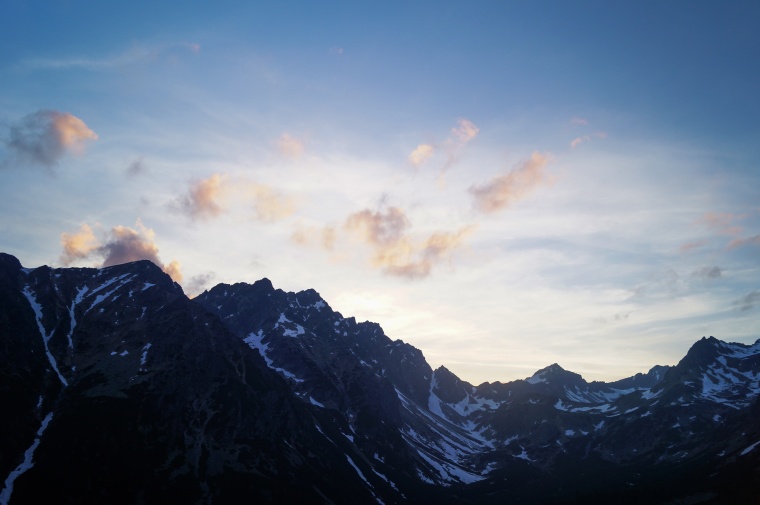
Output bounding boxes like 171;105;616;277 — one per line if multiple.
0;258;407;505
195;281;468;487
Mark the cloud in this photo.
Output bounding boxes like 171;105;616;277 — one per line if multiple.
4;110;97;168
21;42;201;70
249;184;296;222
570;135;591;149
408;119;479;175
691;266;722;279
291;225;337;250
735;291;760;312
126;157;147;177
699;212;745;236
408;144;434;167
59;224;99;266
185;272;216;297
727;234;760;250
276;133;305;159
176;174;226;221
383;227;475;280
469;151;552;213
344;206;474;279
571;117;588;126
679;240;708;254
450;119;479;143
345;207;409;247
330;46;344;56
58;220;182;282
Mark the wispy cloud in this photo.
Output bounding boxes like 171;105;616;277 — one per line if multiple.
3;110;97;168
126;157;148;177
291;224;337;250
344;206;474;279
469;152;552;213
383;227;475;279
408;144;434;167
450;118;479;143
248;184;296;222
679;240;708;254
20;42;201;71
571;117;588;126
734;291;760;312
345;207;409;247
407;118;479;175
276;133;305;159
570;135;591;149
727;234;760;250
699;211;745;236
59;220;183;282
691;266;722;279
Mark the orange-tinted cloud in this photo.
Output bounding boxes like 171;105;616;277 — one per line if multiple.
451;118;479;143
177;174;226;221
249;184;296;222
59;223;99;265
163;260;184;283
345;207;409;247
382;226;475;279
291;224;337;250
58;220;182;282
469;152;552;213
409;144;434;167
5;110;97;167
570;135;591;149
344;206;474;279
277;133;305;159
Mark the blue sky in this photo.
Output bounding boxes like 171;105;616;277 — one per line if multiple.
1;1;759;384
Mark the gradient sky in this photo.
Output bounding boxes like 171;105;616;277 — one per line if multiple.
2;1;759;385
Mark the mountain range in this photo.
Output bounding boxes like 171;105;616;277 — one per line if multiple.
1;252;759;504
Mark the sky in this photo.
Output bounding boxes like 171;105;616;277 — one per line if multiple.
1;1;759;385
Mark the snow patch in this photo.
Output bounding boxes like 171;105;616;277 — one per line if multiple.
22;287;68;387
740;440;760;456
0;412;53;505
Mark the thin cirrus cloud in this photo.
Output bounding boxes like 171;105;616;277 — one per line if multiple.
173;174;296;223
3;110;97;168
276;133;305;159
343;206;474;279
408;144;434;167
469;151;552;213
59;220;183;282
248;183;296;222
728;234;760;250
699;211;746;236
20;42;201;71
407;118;479;172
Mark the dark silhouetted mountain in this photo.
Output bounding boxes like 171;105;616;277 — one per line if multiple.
2;253;759;504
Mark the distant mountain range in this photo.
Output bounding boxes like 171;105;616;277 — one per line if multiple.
1;252;759;504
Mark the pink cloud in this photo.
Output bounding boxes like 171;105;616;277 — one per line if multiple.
469;152;553;213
